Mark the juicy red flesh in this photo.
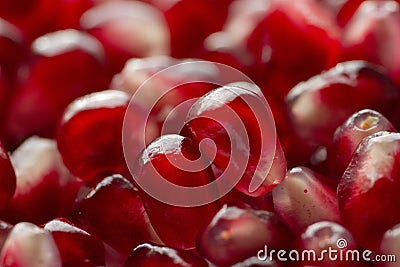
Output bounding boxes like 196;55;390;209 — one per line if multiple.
338;131;400;250
43;218;105;267
111;56;219;136
133;134;219;249
185;85;283;197
0;136;79;225
161;0;230;58
0;222;62;267
1;29;106;150
273;167;340;233
70;174;158;256
81;1;169;76
247;0;341;96
329;109;396;178
296;221;357;266
0;142;16;210
342;1;400;88
57;90;146;182
124;243;208;267
286;60;399;146
197;202;293;266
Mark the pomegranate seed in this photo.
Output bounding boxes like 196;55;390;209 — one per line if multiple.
197;203;293;266
342;0;400;87
222;189;275;212
0;136;79;225
70;174;159;256
185;85;284;197
247;0;341;96
43;218;105;267
273;167;340;233
230;256;281;267
0;141;16;210
57;90;151;182
329;109;396;178
133;134;219;249
81;1;169;75
296;221;357;266
338;131;400;250
378;224;400;267
286;60;399;146
124;243;208;267
0;222;62;267
111;56;219;136
159;0;230;58
2;29;106;150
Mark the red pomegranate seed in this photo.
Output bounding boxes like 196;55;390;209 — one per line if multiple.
70;174;159;256
124;243;208;267
133;134;219;249
111;56;219;136
329;109;396;178
378;224;400;267
185;85;284;197
342;0;400;87
2;29;106;150
247;0;341;96
159;0;230;58
338;131;400;250
0;136;79;225
286;60;399;146
42;218;105;267
273;167;340;233
57;90;152;182
197;203;293;266
0;222;62;267
0;141;16;210
81;1;169;75
296;221;357;266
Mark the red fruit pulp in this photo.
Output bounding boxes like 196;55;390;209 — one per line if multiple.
0;136;79;225
330;109;396;178
342;1;400;87
197;203;293;266
273;167;340;233
185;85;283;197
133;134;219;249
286;60;399;146
247;0;341;96
43;218;105;267
338;131;400;250
57;90;138;182
70;174;159;256
2;29;106;149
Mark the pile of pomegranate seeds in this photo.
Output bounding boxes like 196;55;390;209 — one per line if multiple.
0;0;399;266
